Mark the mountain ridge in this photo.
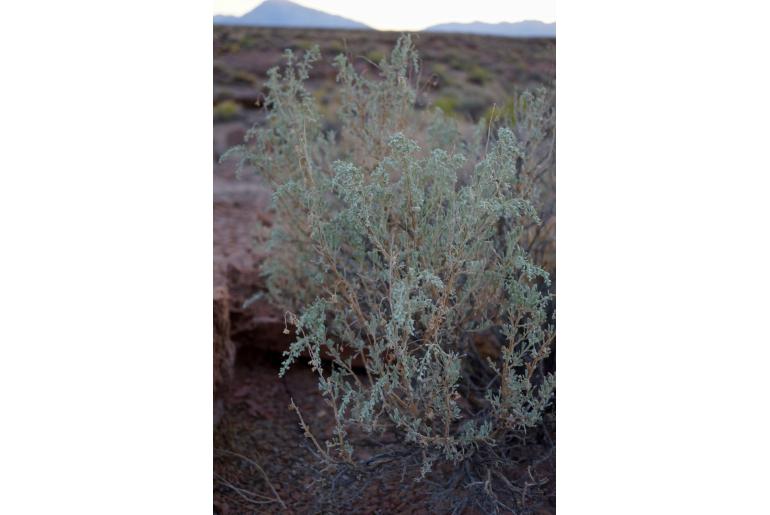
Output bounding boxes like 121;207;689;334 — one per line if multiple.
425;20;555;38
213;1;555;38
214;0;370;30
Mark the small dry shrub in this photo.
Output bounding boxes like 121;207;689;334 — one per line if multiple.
213;99;241;121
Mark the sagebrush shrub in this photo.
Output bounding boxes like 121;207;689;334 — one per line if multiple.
224;35;555;511
213;99;241;121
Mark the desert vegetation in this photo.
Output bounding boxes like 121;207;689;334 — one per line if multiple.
213;26;555;128
214;29;555;514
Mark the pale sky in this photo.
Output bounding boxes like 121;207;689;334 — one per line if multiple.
213;0;555;31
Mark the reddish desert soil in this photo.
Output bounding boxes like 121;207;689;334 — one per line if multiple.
214;355;440;514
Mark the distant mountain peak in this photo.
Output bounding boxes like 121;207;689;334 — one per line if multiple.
424;20;555;38
213;0;370;30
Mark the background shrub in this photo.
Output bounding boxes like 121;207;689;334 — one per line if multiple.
467;64;493;85
213;99;242;121
433;94;458;116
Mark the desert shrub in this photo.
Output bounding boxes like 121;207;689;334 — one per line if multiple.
223;35;555;512
467;64;492;85
484;96;519;128
428;62;453;89
456;95;493;121
327;40;345;54
447;53;467;71
483;89;556;279
433;94;458;116
365;49;385;64
230;69;259;86
435;91;500;123
296;40;313;51
239;34;258;50
483;90;556;130
213;99;241;121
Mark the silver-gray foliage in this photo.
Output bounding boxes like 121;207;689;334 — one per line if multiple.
224;35;555;511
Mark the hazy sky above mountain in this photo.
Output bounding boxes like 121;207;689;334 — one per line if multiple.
213;0;555;31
